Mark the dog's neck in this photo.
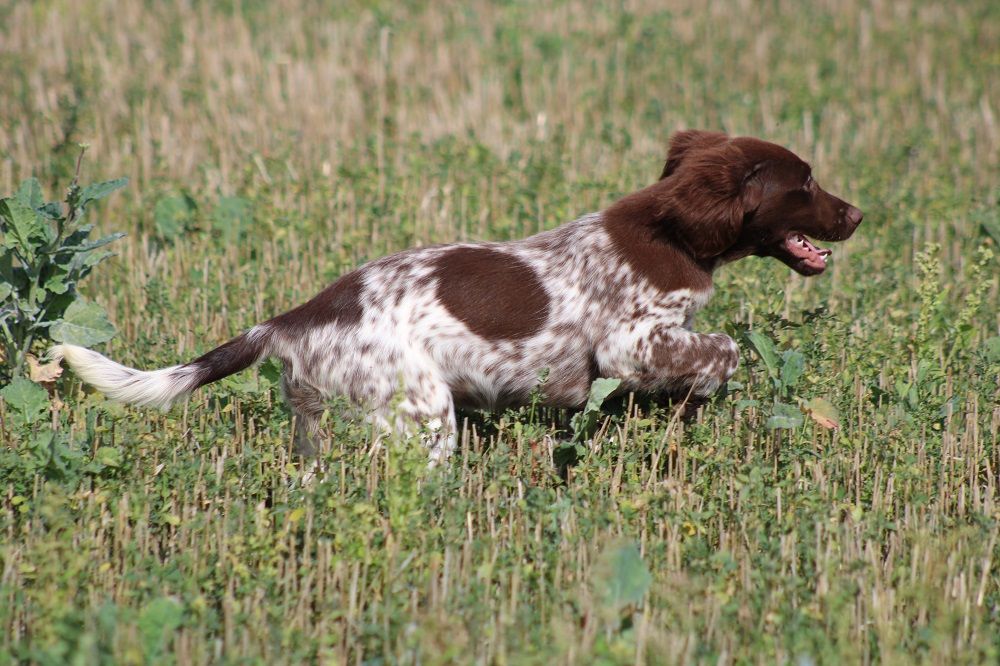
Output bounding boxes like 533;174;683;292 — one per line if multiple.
601;193;716;295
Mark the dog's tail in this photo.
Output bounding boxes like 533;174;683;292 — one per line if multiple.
48;326;273;410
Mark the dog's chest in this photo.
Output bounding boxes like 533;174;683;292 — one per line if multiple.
614;284;714;332
683;287;714;327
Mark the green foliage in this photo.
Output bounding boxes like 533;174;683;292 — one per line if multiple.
591;540;652;620
152;191;257;244
2;0;999;663
0;150;126;379
48;300;116;348
153;193;197;240
570;377;622;442
744;330;807;430
138;597;184;660
211;195;253;243
0;377;49;425
765;401;804;430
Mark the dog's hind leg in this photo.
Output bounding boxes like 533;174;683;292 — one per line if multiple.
370;372;458;466
281;374;327;457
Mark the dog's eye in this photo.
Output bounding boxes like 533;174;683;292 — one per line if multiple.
802;176;814;191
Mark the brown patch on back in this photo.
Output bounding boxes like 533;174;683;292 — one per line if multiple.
271;269;365;330
434;246;550;340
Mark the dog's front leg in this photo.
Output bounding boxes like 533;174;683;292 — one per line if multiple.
603;326;739;402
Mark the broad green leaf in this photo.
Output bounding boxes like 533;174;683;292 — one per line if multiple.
67;249;116;281
94;446;122;468
0;252;13;282
259;358;282;386
34;291;74;324
779;350;805;392
592;540;652;614
36;202;62;220
571;377;621;442
26;431;56;466
60;224;94;249
78;177;128;207
0;377;49;424
584;377;622;414
745;330;779;381
804;396;840;429
59;231;125;253
0;198;43;260
15;296;40;318
96;603;118;640
45;276;68;295
977;209;1000;246
937;396;962;419
138;596;183;658
14;178;43;209
77;250;116;278
983;336;1000;364
49;300;116;347
28;283;49;308
212;196;252;242
154;195;196;240
0;282;11;302
766;402;804;430
41;262;70;295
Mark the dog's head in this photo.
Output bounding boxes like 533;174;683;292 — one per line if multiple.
657;130;863;275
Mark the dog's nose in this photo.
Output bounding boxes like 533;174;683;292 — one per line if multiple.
846;206;863;227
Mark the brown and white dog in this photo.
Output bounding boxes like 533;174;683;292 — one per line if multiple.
51;131;862;461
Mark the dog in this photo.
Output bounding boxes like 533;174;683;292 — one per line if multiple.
51;130;863;461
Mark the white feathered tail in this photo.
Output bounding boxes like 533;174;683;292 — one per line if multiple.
49;329;270;410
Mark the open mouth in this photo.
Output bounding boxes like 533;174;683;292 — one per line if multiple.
782;232;832;275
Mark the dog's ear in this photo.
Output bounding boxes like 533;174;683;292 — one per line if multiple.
659;142;763;259
660;130;730;180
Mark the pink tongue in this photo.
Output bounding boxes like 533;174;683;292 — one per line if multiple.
785;233;831;268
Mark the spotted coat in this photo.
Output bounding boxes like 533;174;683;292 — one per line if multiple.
50;130;862;461
255;212;738;458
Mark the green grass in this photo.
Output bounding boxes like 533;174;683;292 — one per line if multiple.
2;0;999;663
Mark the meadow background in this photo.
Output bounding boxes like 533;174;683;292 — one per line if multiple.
1;0;999;662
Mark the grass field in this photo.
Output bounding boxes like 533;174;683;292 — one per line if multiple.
2;0;999;663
